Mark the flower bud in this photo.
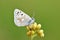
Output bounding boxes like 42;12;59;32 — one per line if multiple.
37;30;44;36
26;26;30;30
27;31;31;36
39;30;44;33
40;33;44;37
31;30;35;35
33;22;37;30
36;24;41;30
29;24;33;29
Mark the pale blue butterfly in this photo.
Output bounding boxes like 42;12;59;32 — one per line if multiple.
14;9;35;27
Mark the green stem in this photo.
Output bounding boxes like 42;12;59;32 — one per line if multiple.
31;36;33;40
31;34;37;40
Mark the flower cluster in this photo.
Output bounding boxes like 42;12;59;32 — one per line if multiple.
26;22;44;37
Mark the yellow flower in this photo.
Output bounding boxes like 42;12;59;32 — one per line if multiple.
37;30;44;37
26;22;44;38
27;30;35;36
26;26;30;30
27;31;31;36
36;24;41;30
32;22;37;30
40;33;44;37
31;30;35;35
29;24;33;30
39;30;44;33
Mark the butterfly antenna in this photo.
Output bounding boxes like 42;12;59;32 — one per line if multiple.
32;11;35;18
30;9;35;18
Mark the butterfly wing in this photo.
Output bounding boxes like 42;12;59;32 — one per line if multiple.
14;9;34;27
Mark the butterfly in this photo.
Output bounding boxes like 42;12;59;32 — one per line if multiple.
14;9;35;27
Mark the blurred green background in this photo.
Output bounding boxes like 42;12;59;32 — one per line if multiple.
0;0;60;40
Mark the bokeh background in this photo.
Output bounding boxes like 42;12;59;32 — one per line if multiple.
0;0;60;40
